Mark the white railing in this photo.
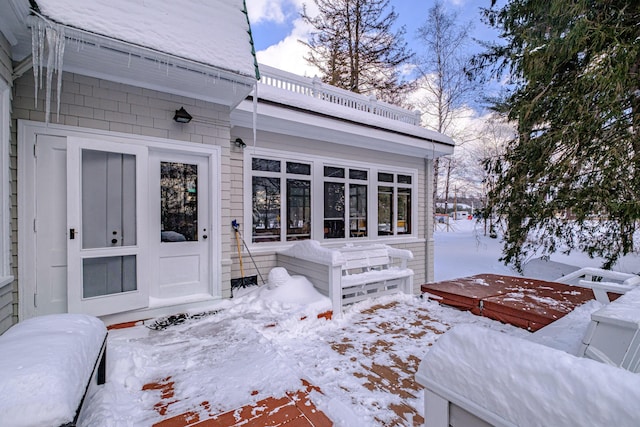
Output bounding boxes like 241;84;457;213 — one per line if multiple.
258;64;422;126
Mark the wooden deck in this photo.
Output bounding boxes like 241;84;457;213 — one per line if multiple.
421;274;619;331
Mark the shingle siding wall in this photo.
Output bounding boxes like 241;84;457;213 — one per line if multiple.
11;71;237;309
0;31;15;334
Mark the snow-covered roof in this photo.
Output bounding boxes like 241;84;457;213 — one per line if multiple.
32;0;259;79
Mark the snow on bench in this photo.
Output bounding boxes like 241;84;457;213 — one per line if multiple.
416;284;640;427
416;324;640;427
277;241;414;316
0;314;107;427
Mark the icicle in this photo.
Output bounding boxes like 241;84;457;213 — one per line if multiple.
54;26;65;121
30;20;46;108
30;16;66;123
252;82;258;151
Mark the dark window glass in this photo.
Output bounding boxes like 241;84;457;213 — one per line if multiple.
398;174;412;184
324;182;345;239
378;172;394;183
349;184;367;237
252;158;281;172
160;162;198;242
286;162;311;175
349;169;368;180
324;166;345;178
252;176;281;242
398;187;412;234
287;179;311;241
378;186;394;235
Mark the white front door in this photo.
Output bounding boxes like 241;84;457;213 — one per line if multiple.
66;137;149;315
149;152;211;299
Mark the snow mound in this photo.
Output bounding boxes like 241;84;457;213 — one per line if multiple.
232;267;331;317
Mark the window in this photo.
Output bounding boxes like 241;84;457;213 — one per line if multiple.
378;173;413;236
160;162;198;242
251;158;311;243
324;166;368;239
247;150;416;245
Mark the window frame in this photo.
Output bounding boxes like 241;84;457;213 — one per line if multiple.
249;155;313;243
244;148;418;247
377;171;414;237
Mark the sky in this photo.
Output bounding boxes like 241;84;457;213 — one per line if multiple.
246;0;501;78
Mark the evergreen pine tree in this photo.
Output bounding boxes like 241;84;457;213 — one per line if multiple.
473;0;640;269
301;0;414;105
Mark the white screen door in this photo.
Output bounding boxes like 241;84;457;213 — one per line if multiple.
67;138;148;315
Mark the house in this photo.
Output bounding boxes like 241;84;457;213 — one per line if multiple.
0;0;454;331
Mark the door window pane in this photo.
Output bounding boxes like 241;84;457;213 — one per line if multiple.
324;182;345;238
287;179;311;241
160;162;198;242
83;255;136;298
82;149;136;248
253;177;281;242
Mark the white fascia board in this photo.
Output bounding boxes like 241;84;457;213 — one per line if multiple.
231;99;454;159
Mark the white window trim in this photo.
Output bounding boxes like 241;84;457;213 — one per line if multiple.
244;147;419;251
0;80;12;287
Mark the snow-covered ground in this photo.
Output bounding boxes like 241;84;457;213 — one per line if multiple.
7;219;639;426
435;219;639;282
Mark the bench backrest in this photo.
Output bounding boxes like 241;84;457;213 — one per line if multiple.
341;247;390;274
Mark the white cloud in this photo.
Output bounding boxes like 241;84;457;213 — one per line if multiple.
253;1;320;77
256;17;319;77
247;0;313;25
247;0;286;24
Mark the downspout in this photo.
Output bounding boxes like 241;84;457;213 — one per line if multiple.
425;155;435;284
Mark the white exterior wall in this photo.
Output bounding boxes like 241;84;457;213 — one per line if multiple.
10;70;238;316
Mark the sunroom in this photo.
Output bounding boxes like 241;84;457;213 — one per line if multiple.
229;64;454;289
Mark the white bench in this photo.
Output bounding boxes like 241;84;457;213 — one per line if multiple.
555;267;640;303
0;314;107;427
416;282;640;427
277;241;414;316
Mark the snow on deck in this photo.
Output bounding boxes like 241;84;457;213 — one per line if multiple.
81;290;525;426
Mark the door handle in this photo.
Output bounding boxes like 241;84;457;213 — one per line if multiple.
202;235;208;240
111;238;118;244
69;228;76;239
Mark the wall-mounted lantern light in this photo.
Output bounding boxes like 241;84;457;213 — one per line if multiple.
173;107;192;123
